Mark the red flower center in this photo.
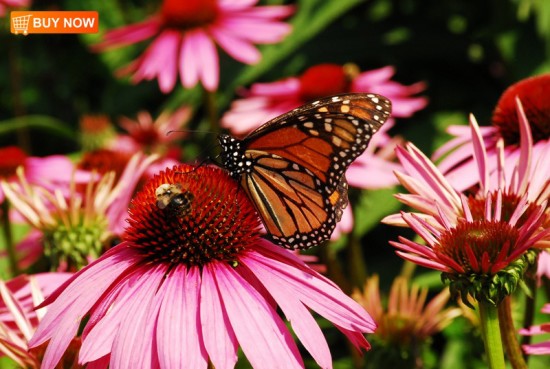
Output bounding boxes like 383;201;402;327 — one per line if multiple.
124;165;262;267
492;74;550;145
435;220;520;274
78;149;132;181
130;126;161;148
161;0;219;30
0;146;27;178
298;64;351;102
467;191;540;227
79;115;112;135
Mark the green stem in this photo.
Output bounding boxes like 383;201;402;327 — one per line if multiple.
498;296;528;369
319;244;350;294
205;90;220;136
478;300;506;369
347;233;366;289
1;200;20;276
399;260;417;280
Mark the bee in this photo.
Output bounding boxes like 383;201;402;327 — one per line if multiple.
155;183;194;217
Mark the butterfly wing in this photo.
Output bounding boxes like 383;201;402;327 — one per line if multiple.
243;93;391;193
220;93;391;249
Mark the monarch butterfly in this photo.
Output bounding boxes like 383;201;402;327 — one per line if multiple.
217;93;392;250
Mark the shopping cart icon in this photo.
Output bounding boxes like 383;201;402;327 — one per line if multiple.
12;14;32;35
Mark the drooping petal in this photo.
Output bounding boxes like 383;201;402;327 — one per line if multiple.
215;261;303;369
238;260;332;368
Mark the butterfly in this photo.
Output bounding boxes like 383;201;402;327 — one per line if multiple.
218;93;391;249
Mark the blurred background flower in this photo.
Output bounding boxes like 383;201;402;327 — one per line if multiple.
93;0;294;92
353;274;460;368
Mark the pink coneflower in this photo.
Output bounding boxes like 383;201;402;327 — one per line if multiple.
353;275;460;354
434;74;550;191
1;153;158;270
0;273;73;368
383;100;550;304
520;303;550;355
116;106;192;157
222;64;427;136
94;0;293;92
28;164;376;369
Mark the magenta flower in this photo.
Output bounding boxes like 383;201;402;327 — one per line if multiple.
28;164;375;369
520;303;550;355
434;74;550;191
222;64;427;135
383;100;550;304
94;0;293;92
116;106;192;156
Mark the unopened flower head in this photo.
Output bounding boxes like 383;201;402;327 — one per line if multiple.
28;164;376;369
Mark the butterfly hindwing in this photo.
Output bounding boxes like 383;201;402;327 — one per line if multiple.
218;93;391;249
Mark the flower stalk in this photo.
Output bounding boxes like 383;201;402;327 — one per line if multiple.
497;296;528;369
478;300;506;369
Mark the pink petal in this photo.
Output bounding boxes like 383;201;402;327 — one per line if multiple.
110;266;165;369
157;265;207;369
239;259;332;368
200;264;238;369
30;246;138;348
523;341;550;355
131;30;180;93
93;18;161;50
214;17;292;44
194;31;220;91
246;248;376;332
515;98;533;195
469;114;489;194
180;30;204;89
215;261;303;368
210;27;261;64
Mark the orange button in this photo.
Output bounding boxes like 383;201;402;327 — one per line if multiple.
10;11;99;35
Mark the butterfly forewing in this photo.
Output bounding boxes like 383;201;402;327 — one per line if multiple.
218;93;392;249
245;93;391;192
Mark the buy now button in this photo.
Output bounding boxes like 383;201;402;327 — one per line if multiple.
11;11;99;35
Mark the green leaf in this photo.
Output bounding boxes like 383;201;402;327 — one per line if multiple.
352;187;400;237
0;116;76;140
